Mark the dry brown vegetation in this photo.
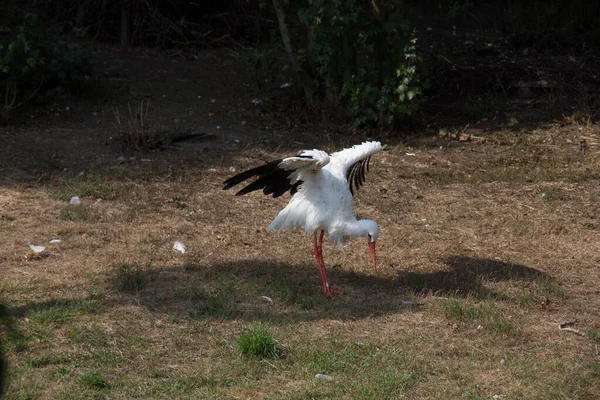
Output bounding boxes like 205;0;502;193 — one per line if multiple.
1;46;600;399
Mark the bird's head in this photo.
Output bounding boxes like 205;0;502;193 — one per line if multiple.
356;220;378;270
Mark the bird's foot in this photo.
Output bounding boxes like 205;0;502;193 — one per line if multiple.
323;284;342;298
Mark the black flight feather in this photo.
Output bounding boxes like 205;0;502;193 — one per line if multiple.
223;159;303;198
346;155;372;196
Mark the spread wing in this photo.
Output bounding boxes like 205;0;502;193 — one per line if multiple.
327;141;382;195
223;149;330;198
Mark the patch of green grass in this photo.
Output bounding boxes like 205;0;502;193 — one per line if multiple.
80;371;108;389
151;369;170;379
587;328;600;343
188;281;236;318
26;352;71;368
440;298;516;337
88;349;124;366
48;176;115;202
440;298;479;321
517;276;565;311
15;299;98;347
301;340;368;373
66;325;109;346
60;205;90;221
113;263;147;292
403;274;428;293
290;339;421;399
268;273;323;310
25;299;96;325
236;327;282;359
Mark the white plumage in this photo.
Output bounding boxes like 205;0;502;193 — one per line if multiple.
224;141;382;296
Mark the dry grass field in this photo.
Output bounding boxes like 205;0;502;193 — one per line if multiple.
1;46;600;399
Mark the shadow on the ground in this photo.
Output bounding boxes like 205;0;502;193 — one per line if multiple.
397;256;548;299
104;256;550;322
108;259;416;322
3;256;551;323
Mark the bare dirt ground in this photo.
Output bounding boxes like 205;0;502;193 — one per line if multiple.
1;42;600;399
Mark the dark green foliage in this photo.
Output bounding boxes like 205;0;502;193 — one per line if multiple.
258;0;425;127
0;2;91;117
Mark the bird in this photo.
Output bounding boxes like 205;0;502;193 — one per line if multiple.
223;141;382;296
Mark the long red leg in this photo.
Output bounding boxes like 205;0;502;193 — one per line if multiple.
313;231;330;295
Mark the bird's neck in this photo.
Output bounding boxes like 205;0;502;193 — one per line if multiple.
343;219;373;238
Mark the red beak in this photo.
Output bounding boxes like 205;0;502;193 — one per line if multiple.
369;241;376;271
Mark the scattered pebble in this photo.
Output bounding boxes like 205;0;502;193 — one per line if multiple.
229;167;236;172
29;245;46;254
235;139;240;144
69;196;81;205
315;374;332;380
207;168;217;172
117;156;127;161
500;359;506;366
260;296;273;304
280;82;293;88
405;152;416;157
477;325;484;330
463;40;475;45
49;239;62;244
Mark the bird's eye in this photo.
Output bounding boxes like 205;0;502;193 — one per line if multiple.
367;234;372;241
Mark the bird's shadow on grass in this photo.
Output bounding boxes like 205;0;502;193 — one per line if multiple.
109;255;553;322
397;255;552;299
111;259;415;322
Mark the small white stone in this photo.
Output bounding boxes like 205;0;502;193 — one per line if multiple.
173;240;186;254
29;245;46;254
69;196;81;205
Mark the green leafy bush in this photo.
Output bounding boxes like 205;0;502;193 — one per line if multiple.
0;6;91;117
261;0;426;127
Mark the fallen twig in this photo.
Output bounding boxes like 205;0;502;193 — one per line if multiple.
559;319;578;329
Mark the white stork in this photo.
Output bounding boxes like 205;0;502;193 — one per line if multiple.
223;141;382;296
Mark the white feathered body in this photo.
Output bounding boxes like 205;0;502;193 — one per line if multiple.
266;141;381;247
